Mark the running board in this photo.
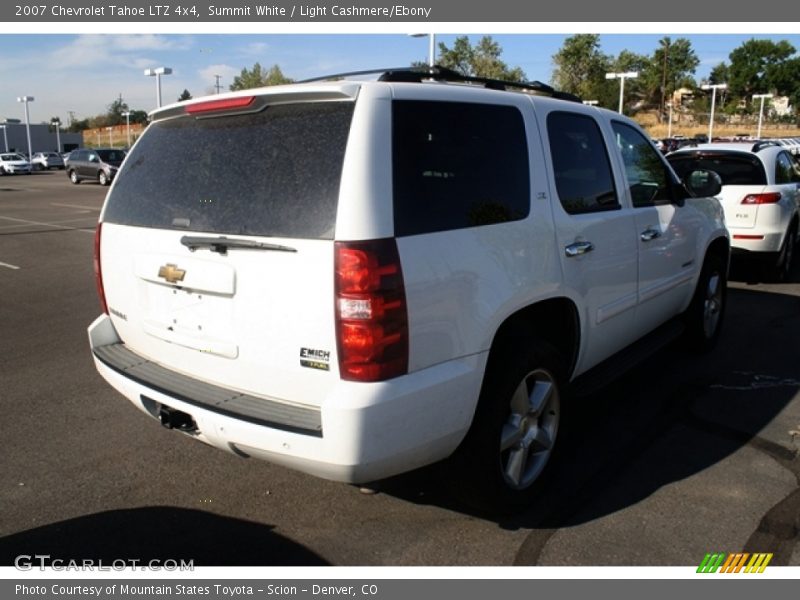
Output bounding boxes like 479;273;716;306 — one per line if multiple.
571;320;685;398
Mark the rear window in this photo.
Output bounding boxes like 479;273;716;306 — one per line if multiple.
667;152;767;186
392;100;530;236
97;149;126;162
103;102;354;240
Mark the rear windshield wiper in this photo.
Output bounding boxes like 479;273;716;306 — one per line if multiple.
180;235;297;255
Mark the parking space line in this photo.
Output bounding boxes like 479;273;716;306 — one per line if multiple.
51;203;101;211
0;215;95;235
0;261;20;270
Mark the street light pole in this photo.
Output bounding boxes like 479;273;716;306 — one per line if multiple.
144;67;173;108
701;83;727;142
605;72;638;114
51;119;62;153
753;93;774;140
106;126;113;147
0;125;8;153
121;111;131;148
409;33;435;67
16;96;34;160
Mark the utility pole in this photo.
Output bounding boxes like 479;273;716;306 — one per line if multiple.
214;75;222;94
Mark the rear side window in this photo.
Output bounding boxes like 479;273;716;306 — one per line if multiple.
547;112;619;214
667;152;767;186
392;100;530;236
103;102;354;240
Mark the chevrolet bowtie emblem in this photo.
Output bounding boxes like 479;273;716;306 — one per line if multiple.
158;263;186;284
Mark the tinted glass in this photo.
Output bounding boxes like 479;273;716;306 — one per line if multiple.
775;152;800;184
96;149;126;163
611;121;673;207
667;152;767;186
392;100;530;236
547;112;619;214
104;102;354;240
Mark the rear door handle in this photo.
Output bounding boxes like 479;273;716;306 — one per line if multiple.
565;241;594;257
640;228;661;242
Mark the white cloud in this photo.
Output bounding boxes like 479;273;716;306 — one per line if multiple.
240;42;270;56
50;34;192;70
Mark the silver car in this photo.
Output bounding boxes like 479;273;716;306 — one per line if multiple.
31;151;65;171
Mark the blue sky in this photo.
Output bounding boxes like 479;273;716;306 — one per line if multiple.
1;33;799;124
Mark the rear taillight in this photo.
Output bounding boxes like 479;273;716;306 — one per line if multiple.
335;239;408;382
741;192;781;204
93;222;108;315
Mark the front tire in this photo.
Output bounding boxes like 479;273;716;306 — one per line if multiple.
98;171;110;186
69;170;80;184
448;339;566;513
683;251;727;352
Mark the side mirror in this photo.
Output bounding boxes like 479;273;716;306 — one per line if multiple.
683;169;722;198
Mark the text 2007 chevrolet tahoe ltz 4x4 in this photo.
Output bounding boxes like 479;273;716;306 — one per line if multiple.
88;68;728;511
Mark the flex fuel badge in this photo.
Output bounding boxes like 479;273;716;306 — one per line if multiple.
300;348;331;371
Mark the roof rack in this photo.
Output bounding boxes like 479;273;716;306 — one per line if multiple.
751;140;780;153
300;66;583;103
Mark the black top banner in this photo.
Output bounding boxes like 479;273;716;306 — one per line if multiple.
2;0;800;22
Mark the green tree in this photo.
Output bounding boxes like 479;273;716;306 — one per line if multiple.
229;62;293;91
106;96;129;127
127;110;149;125
435;36;525;81
67;118;89;133
551;34;611;101
178;89;192;102
641;37;699;115
727;39;795;98
768;57;800;107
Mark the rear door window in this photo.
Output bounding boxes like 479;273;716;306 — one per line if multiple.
547;111;620;214
103;102;355;240
392;100;530;236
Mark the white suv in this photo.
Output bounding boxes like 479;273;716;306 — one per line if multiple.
668;142;800;280
88;68;729;511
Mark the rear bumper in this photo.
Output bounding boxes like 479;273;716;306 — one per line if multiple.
729;230;784;254
88;314;485;483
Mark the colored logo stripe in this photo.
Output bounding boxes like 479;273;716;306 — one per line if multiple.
697;553;773;573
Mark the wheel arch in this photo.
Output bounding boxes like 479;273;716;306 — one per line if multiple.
485;297;580;382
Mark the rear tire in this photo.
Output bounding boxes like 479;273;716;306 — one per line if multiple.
769;225;796;282
683;251;727;352
448;339;567;513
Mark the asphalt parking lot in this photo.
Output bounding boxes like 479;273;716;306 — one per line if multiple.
0;171;798;567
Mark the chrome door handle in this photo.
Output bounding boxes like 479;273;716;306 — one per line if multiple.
640;228;661;242
565;241;594;257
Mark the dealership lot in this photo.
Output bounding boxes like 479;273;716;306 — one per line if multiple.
0;172;798;566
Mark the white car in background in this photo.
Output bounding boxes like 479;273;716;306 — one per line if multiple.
31;151;65;170
668;142;800;280
0;152;32;175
